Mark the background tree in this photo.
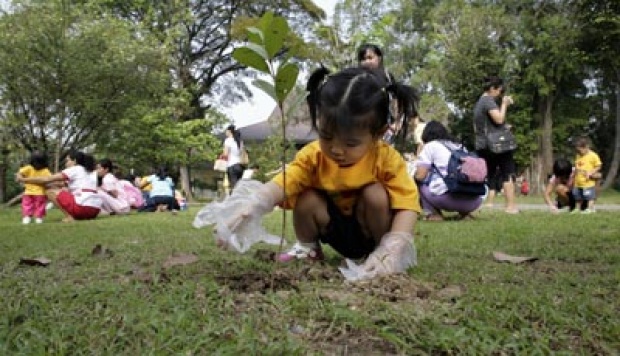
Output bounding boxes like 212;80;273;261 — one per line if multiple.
574;0;620;189
85;0;323;199
0;0;169;169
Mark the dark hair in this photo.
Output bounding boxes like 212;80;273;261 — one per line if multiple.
29;151;49;170
357;44;384;65
226;124;242;149
420;120;456;144
483;76;504;92
393;85;421;147
98;158;114;172
306;66;417;138
553;158;573;180
155;166;168;180
67;150;96;172
574;136;590;148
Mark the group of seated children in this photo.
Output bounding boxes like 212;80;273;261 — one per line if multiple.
16;150;184;224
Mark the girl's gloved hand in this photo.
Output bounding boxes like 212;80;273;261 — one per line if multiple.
193;180;282;253
339;231;417;281
362;232;416;277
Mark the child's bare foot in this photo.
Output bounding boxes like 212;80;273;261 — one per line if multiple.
425;214;444;221
62;216;75;223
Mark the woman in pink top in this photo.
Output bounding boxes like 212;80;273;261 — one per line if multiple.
18;150;102;222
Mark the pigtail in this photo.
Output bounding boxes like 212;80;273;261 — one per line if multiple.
306;65;331;129
386;83;421;150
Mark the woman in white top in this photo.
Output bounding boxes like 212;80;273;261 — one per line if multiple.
18;150;102;222
414;121;484;221
223;124;245;190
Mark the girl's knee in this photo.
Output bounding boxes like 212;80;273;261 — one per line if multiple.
294;189;326;214
293;190;329;230
359;183;389;208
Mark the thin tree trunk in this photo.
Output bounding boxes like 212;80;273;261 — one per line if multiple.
602;79;620;189
179;165;193;201
541;95;555;177
0;161;6;203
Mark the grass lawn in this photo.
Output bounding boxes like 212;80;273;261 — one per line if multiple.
0;195;618;354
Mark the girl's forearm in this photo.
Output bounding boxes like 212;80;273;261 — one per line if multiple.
21;177;50;184
261;181;285;206
390;210;417;234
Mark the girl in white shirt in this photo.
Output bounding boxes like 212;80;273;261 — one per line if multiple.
414;121;484;221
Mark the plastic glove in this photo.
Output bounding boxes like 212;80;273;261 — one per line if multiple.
192;180;283;253
339;232;416;281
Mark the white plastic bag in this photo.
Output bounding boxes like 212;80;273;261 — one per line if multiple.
192;180;283;253
338;232;416;281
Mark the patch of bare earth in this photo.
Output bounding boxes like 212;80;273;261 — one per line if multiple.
215;253;465;354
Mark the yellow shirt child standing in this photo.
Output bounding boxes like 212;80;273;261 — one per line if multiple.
572;137;602;213
19;165;52;196
17;152;52;224
574;150;602;189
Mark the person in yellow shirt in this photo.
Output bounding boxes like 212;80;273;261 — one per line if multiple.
217;66;421;277
572;137;602;214
138;172;153;207
16;151;52;224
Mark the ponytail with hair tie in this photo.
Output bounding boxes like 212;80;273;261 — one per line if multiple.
306;65;332;121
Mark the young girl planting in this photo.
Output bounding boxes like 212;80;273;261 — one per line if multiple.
207;66;421;279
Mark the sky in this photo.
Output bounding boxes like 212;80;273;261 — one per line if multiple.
222;0;337;128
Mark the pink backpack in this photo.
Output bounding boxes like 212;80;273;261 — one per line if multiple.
432;142;488;196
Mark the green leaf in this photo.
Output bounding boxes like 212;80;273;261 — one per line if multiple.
274;63;299;103
246;27;264;45
263;16;289;58
232;47;269;73
252;78;277;102
257;11;275;32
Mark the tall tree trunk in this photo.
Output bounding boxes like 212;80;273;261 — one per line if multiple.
0;161;6;203
540;95;555;177
602;79;620;189
179;165;193;202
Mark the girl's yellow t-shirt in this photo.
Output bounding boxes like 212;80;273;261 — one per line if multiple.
574;150;602;188
272;140;420;215
19;165;52;195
